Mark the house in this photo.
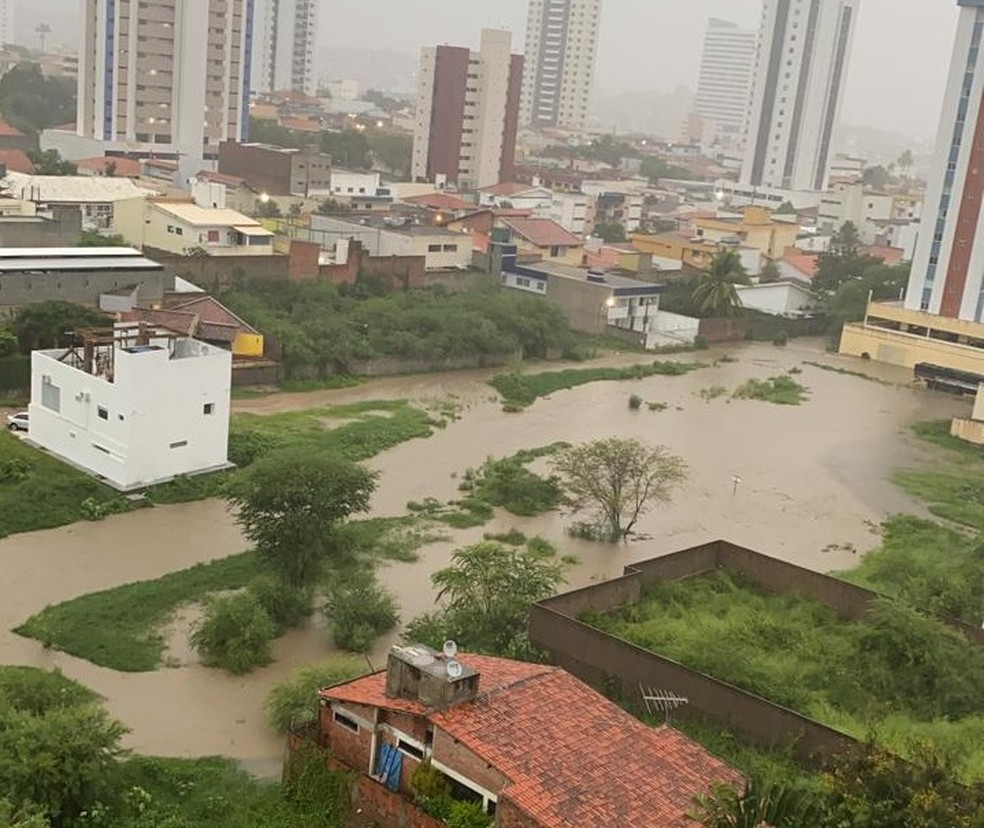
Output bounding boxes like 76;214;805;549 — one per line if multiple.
188;170;258;214
778;250;820;283
114;198;274;257
0;204;83;248
329;170;389;200
736;281;819;317
497;217;583;266
29;323;232;491
318;645;740;828
692;206;799;260
478;183;554;213
218;141;332;198
0;120;32;152
402;192;473;214
0;246;166;310
0;149;35;175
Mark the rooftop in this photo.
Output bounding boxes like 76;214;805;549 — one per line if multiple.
501;217;582;249
326;654;740;828
75;157;142;178
192;169;247;187
2;173;158;203
402;192;473;211
0;120;24;137
534;261;664;294
480;181;533;197
0;149;34;174
149;201;271;231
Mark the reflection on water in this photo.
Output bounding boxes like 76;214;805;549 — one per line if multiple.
0;340;966;769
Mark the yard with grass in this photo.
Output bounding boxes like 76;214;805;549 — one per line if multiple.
489;359;704;410
732;374;809;405
585;570;984;780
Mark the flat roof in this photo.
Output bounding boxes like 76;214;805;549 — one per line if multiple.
0;255;162;273
151;202;262;227
0;246;145;259
533;261;664;295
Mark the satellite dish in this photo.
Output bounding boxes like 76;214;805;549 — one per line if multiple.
446;659;463;680
442;640;458;659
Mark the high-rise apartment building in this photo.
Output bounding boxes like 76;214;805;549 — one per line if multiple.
251;0;318;96
906;0;984;320
77;0;253;162
0;0;16;48
412;29;523;191
695;19;757;150
520;0;601;131
741;0;858;192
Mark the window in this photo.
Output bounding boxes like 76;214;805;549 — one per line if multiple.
442;244;458;252
427;244;442;253
333;711;359;734
397;739;424;761
92;443;111;455
169;440;188;449
97;407;108;420
41;381;60;413
207;230;219;242
203;403;215;415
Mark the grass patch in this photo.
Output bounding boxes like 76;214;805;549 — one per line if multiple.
343;516;449;564
698;385;727;402
460;444;567;517
802;360;893;386
489;360;703;409
280;375;365;392
732;374;809;405
16;552;264;671
585;570;984;780
910;419;984;462
484;528;528;546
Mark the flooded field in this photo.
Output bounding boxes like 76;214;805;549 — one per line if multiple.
0;340;966;775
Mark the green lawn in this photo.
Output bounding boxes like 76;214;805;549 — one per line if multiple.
732;374;810;405
489;360;703;410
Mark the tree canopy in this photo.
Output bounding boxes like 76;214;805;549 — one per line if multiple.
690;249;749;318
593;221;627;243
11;302;111;354
26;149;75;175
0;63;75;139
813;222;883;296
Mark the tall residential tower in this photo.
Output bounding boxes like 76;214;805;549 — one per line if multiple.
695;19;757;150
251;0;319;96
741;0;858;192
520;0;601;131
906;0;984;320
412;29;523;191
77;0;253;162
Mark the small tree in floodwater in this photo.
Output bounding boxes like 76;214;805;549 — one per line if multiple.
551;438;686;541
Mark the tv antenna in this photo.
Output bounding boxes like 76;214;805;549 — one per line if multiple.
640;685;689;723
446;660;463;680
442;640;458;659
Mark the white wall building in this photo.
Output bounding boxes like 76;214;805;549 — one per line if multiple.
741;0;859;192
330;171;384;198
325;79;359;101
308;216;473;270
736;281;819;317
520;0;601;131
695;18;757;151
76;0;252;169
906;0;984;320
549;192;591;236
251;0;318;96
29;326;232;491
0;0;15;48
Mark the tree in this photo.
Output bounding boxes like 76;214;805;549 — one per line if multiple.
255;198;282;218
639;217;678;235
775;200;796;215
316;198;345;216
190;592;278;674
690;249;748;318
813;222;882;295
551;438;687;540
265;658;367;733
319;129;371;170
404;541;565;659
898;149;914;178
26;149;75;175
367;130;412;177
691;780;822;828
11;301;110;353
224;449;377;587
640;155;693;182
248;117;303;150
0;799;48;828
288;202;303;219
759;260;782;283
862;165;892;190
593;222;627;243
322;569;399;652
826;262;909;329
0;63;75;138
79;230;127;247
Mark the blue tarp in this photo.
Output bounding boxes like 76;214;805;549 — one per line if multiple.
376;743;403;792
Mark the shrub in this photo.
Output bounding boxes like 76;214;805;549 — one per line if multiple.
410;760;451;801
323;571;399;652
628;393;643;410
249;576;312;631
483;528;527;546
693;335;709;349
227;429;279;467
0;457;30;483
266;657;367;732
773;330;789;346
190;592;277;674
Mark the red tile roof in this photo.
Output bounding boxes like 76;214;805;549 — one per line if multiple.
0;149;34;174
501;217;582;249
863;244;904;264
281;117;322;133
480;181;531;197
167;294;257;333
0;120;24;137
781;250;820;279
494;208;534;218
120;307;197;336
403;192;473;211
76;156;142;178
326;655;740;828
194;169;246;187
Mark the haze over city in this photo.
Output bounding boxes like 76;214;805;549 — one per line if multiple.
28;0;957;140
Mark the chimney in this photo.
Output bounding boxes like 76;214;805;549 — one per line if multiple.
384;643;480;708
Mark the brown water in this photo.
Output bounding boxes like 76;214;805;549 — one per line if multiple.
0;340;966;774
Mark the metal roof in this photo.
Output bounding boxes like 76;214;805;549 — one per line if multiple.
0;256;163;273
0;247;145;259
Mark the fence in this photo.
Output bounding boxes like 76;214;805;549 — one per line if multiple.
529;539;984;765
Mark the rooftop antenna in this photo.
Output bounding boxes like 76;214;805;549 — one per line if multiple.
442;640;458;659
640;685;689;723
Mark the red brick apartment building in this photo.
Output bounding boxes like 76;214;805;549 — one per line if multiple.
317;645;741;827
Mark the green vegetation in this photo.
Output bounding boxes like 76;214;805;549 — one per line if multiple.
0;63;75;140
802;360;893;384
699;385;727;402
586;570;984;780
16;552;263;671
459;444;567;517
322;570;399;652
266;658;368;733
733;375;809;405
190;591;278;674
628;393;643;410
222;281;574;380
690;250;749;319
490;359;702;409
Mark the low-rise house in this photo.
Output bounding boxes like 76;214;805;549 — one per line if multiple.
317;645;740;828
736;281;819;317
188;170;258;214
0;149;35;175
29;323;232;490
478;182;554;212
0;204;82;248
0;120;32;152
692;205;799;260
114;198;274;257
218;141;332;198
497;217;583;266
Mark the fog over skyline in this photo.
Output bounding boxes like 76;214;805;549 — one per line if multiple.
31;0;958;141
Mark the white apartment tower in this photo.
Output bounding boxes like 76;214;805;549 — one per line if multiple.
695;19;757;150
412;29;523;190
77;0;253;162
906;0;984;321
520;0;601;131
0;0;16;48
251;0;319;96
741;0;859;192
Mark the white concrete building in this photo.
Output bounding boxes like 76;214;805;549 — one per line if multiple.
76;0;252;169
330;171;385;198
906;0;984;320
325;79;359;101
742;0;859;192
549;191;591;236
29;325;232;491
308;216;473;270
0;0;15;48
695;18;757;151
736;281;819;317
520;0;601;131
251;0;318;96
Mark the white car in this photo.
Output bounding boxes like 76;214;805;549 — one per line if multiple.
6;412;28;432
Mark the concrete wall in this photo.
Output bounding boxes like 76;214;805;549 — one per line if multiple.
0;268;166;311
0;207;82;248
840;322;984;371
651;310;700;345
29;339;231;490
218;141;294;196
737;283;818;316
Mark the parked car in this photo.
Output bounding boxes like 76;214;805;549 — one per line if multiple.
6;412;28;432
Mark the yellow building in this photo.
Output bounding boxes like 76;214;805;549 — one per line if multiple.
498;217;584;266
839;302;984;374
629;233;720;271
692;206;799;260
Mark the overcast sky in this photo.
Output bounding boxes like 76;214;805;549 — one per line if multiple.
317;0;959;141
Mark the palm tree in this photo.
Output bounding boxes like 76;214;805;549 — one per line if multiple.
690;249;748;318
690;780;823;828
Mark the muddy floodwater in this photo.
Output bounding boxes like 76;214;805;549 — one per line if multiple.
0;340;966;776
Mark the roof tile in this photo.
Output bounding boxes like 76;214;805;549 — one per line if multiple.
501;217;582;249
